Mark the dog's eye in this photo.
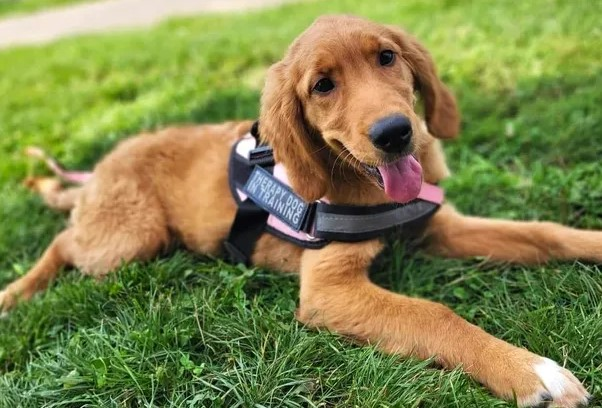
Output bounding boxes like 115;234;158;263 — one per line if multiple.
313;78;335;94
379;50;395;66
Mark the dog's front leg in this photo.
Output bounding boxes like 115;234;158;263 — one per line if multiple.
297;241;589;407
425;204;602;264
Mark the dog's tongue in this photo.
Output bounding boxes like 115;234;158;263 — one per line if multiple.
377;156;423;203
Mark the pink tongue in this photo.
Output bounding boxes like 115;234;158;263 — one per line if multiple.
377;156;423;203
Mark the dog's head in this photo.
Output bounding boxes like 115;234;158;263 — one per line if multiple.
259;15;459;202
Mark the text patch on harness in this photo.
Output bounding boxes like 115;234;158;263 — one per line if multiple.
243;166;310;231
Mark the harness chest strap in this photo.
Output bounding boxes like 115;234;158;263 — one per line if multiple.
225;128;444;265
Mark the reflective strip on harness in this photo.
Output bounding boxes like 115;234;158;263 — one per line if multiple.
311;200;439;241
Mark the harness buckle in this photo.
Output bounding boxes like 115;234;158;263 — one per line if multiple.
300;201;319;239
248;145;275;166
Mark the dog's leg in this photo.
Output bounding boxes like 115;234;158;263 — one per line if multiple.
425;204;602;264
0;219;168;312
0;229;75;312
2;176;169;312
23;177;82;211
297;241;590;407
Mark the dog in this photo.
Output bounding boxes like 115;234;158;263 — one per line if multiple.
1;15;599;407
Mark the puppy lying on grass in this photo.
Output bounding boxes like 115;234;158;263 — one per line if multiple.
3;15;599;407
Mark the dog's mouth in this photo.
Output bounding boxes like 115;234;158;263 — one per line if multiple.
362;155;423;203
331;140;423;203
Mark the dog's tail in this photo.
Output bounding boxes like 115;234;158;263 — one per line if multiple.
23;146;91;211
25;146;93;185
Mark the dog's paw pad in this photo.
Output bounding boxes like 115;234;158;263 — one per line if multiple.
536;392;553;406
520;358;590;407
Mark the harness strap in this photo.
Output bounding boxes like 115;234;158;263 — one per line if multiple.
224;126;276;265
236;163;441;247
311;200;438;241
224;198;270;265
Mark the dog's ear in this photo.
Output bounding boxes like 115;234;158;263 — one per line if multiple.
259;61;329;201
389;26;460;139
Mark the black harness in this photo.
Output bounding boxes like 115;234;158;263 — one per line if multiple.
224;122;442;265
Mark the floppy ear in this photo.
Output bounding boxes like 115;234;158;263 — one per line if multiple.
259;61;329;201
389;26;460;139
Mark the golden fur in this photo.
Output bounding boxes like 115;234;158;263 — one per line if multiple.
2;15;600;407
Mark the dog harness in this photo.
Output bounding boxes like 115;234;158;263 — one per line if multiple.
225;122;444;265
25;126;444;267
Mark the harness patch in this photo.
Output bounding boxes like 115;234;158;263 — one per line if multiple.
243;166;310;231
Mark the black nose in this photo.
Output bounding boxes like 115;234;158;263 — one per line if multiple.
369;115;413;154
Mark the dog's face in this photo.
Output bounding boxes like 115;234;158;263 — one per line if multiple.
293;18;425;166
260;15;460;202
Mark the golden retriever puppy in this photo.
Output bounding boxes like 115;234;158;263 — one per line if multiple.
2;15;600;407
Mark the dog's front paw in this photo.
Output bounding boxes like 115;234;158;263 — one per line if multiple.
517;357;591;408
487;349;590;407
480;346;590;407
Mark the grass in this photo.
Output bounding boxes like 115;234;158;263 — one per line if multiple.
0;0;601;406
0;0;91;17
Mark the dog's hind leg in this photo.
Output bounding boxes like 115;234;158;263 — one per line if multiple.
425;204;602;264
0;228;76;312
24;177;83;211
1;177;169;312
68;177;170;279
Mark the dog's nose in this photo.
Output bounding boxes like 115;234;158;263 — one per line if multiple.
369;115;413;154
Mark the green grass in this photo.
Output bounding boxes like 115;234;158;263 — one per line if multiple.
0;0;91;17
0;0;601;406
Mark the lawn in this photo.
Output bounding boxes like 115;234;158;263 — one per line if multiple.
0;0;601;406
0;0;91;17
